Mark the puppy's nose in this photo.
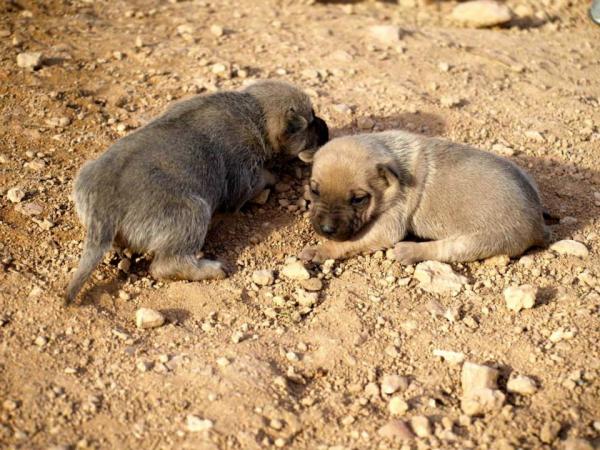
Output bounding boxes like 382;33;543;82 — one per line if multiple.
320;223;336;236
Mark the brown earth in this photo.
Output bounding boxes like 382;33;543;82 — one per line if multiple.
1;0;599;449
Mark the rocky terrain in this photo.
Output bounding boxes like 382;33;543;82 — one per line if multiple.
0;0;599;449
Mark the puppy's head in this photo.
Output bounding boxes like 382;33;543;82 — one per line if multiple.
307;136;409;241
244;80;329;157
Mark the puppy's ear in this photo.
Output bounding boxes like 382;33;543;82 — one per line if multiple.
298;149;316;163
376;162;414;187
286;107;308;134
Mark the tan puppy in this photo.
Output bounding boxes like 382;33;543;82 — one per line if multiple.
300;131;549;264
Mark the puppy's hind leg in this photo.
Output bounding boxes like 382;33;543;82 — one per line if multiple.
150;254;226;281
394;233;519;265
65;221;115;303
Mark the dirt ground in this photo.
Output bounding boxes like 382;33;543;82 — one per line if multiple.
1;0;599;449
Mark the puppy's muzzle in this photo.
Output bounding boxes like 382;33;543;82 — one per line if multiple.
312;214;353;241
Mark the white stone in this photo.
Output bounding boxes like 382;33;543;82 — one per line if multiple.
381;374;408;395
507;374;537;395
17;52;43;70
503;284;537;312
369;25;401;45
389;396;409;415
414;261;468;293
461;387;505;416
461;361;499;394
7;187;25;203
550;240;589;258
410;416;431;438
295;289;318;307
186;415;213;432
210;24;224;37
252;269;274;286
451;0;512;28
135;308;165;329
433;349;465;365
377;420;414;440
281;261;310;280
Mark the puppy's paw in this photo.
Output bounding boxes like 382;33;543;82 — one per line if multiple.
199;259;227;280
299;244;336;264
393;242;422;265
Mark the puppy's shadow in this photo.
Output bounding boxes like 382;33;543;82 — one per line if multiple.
333;111;446;138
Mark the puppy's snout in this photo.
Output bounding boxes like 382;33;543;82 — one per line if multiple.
320;223;336;236
314;116;329;146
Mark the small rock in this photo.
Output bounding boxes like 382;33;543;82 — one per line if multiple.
117;258;131;273
389;397;409;415
137;360;153;372
46;117;71;128
548;328;576;343
34;336;47;346
135;308;165;329
440;96;462;108
525;130;545;142
17;202;43;216
410;416;431;438
186;415;213;432
563;438;594;450
210;24;224;37
252;269;275;286
7;187;25;203
438;62;451;72
177;24;194;35
357;116;375;130
295;289;318;307
300;278;322;291
451;0;512;28
461;362;505;416
216;357;230;367
540;420;561;444
251;188;270;205
414;261;468;293
484;254;510;267
333;103;352;115
369;25;401;45
550;240;589;258
492;143;516;156
560;216;578;225
378;420;414;440
2;399;18;411
433;349;465;365
281;261;310;280
17;52;43;70
506;374;537;395
504;284;537;312
381;374;408;395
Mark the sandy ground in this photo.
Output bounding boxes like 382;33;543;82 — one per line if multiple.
1;0;599;449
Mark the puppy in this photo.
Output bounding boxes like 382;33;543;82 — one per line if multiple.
66;80;329;302
300;131;548;264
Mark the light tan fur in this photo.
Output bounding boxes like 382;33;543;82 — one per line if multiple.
300;131;549;264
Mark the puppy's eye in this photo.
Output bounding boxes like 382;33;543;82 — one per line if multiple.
350;194;370;206
311;186;320;196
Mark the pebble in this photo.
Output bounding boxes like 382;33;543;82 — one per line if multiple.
484;254;510;267
369;25;401;46
16;51;43;70
389;397;409;415
333;103;353;115
300;278;322;291
433;349;465;365
414;261;468;293
525;130;545;142
377;420;414;440
440;96;462;108
7;187;25;203
186;415;213;432
45;117;71;128
135;308;165;329
381;374;408;395
357;116;375;130
451;0;512;28
34;336;48;346
281;261;310;280
461;362;505;416
3;399;18;411
492;143;516;156
251;188;270;205
540;420;561;444
506;374;537;395
176;24;194;35
563;438;594;450
295;289;318;307
216;357;230;366
550;240;589;258
210;24;224;37
252;269;275;286
410;416;432;438
503;284;537;312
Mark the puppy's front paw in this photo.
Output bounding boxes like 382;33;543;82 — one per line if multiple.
299;245;336;264
393;242;422;265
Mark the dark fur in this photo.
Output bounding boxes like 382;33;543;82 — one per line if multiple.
66;80;328;302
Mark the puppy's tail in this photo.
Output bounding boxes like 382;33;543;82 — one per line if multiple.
65;222;114;304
